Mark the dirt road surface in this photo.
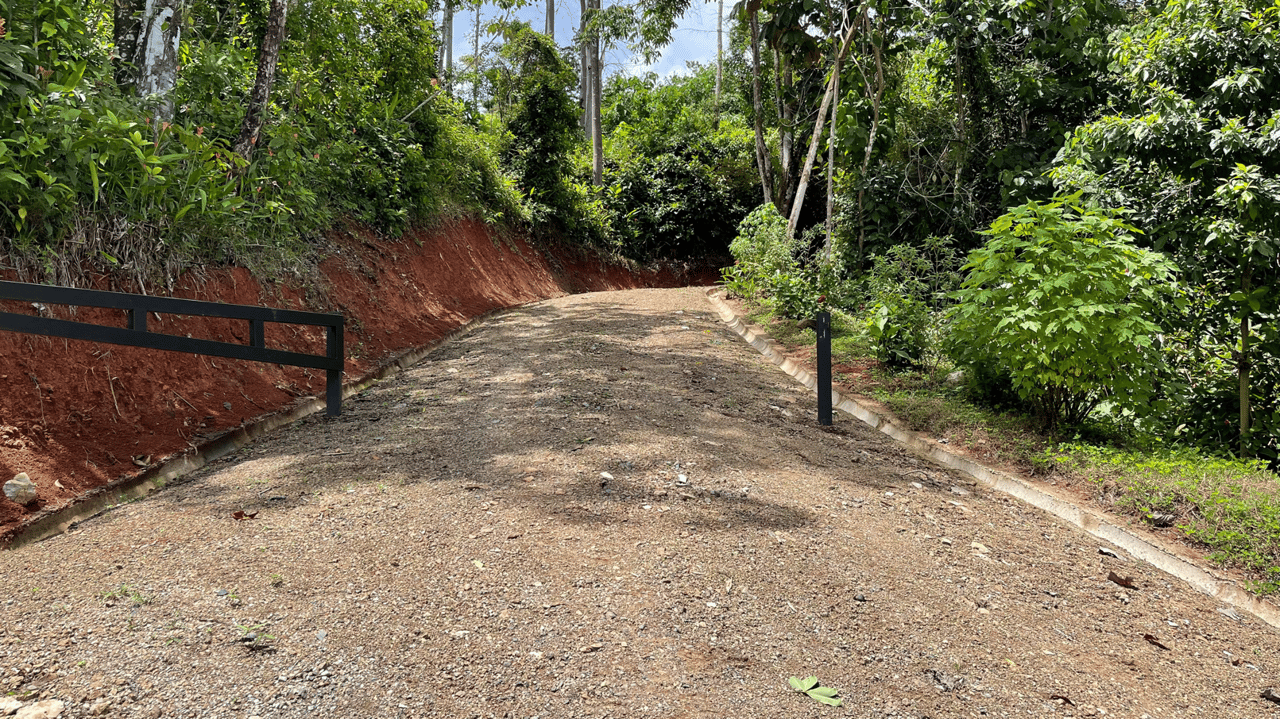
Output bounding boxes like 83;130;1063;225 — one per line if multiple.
1;287;1275;719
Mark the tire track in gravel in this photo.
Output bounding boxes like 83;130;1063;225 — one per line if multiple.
1;287;1276;719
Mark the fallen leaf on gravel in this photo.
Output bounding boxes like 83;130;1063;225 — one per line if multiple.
54;479;64;489
1099;547;1121;559
131;454;151;466
788;676;843;707
1049;694;1075;706
231;511;258;521
1143;634;1171;651
1261;688;1280;705
1108;571;1138;589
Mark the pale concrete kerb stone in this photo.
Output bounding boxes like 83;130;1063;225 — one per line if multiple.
704;287;1280;631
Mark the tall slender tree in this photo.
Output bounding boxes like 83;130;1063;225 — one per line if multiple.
234;0;289;160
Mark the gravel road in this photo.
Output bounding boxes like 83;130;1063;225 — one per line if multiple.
1;287;1276;719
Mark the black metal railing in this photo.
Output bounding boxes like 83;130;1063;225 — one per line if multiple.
0;280;344;415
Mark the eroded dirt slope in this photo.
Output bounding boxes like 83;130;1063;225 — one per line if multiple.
0;288;1274;719
0;221;713;537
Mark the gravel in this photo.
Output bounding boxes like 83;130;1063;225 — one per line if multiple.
1;287;1277;718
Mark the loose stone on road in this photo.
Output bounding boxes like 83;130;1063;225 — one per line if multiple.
0;287;1275;718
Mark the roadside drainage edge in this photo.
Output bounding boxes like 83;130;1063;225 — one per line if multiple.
2;310;501;551
704;288;1280;631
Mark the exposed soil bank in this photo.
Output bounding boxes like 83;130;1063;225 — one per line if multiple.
0;219;716;538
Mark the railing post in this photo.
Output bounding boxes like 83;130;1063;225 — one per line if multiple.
817;310;832;426
326;320;344;416
128;309;146;332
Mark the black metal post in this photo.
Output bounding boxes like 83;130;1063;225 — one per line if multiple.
326;321;344;417
250;319;265;348
817;310;832;426
128;308;146;332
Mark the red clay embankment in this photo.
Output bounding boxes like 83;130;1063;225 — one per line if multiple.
0;219;716;539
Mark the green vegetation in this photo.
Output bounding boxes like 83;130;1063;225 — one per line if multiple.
98;583;151;606
1045;445;1280;594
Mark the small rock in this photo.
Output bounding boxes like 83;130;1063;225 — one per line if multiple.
1098;547;1121;559
940;538;953;545
142;708;162;719
1146;512;1176;527
1262;688;1280;705
1216;607;1244;622
600;472;614;481
15;700;65;719
222;401;233;411
88;699;110;716
949;486;970;497
4;473;37;505
0;697;23;715
580;643;603;653
970;542;990;553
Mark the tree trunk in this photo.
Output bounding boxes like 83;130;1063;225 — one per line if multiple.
952;38;966;201
1240;263;1253;456
472;0;480;108
779;54;795;210
579;0;589;132
591;24;603;185
546;0;554;37
714;0;722;131
129;0;183;121
787;23;857;240
588;0;603;185
112;0;145;92
855;13;884;261
443;0;454;93
233;0;289;161
749;8;773;207
823;47;840;260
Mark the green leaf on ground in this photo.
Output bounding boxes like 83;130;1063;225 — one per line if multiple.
788;676;843;706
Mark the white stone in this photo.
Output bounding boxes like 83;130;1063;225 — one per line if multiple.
15;700;65;719
3;473;37;505
1;696;24;716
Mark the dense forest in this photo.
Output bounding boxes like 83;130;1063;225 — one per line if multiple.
1;0;1279;464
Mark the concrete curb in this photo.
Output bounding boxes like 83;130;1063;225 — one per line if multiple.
3;311;500;551
704;288;1280;631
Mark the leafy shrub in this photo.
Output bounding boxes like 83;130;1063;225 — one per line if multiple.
866;297;930;367
861;236;962;368
723;203;798;299
948;194;1179;429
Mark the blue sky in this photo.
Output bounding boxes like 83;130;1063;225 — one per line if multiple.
445;0;722;81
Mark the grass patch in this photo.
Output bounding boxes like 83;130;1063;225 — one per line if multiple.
1045;445;1280;594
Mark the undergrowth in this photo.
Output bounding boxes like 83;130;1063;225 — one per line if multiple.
1043;445;1280;594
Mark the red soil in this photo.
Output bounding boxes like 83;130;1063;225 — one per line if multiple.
0;219;717;539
